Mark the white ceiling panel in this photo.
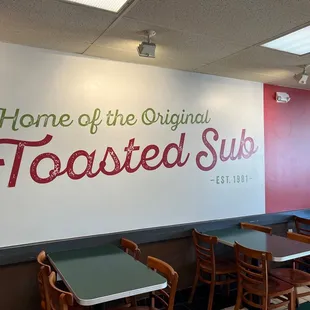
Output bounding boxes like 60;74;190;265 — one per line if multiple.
126;0;310;45
85;17;245;70
201;46;310;68
0;0;115;52
0;0;310;88
196;49;310;89
197;64;303;89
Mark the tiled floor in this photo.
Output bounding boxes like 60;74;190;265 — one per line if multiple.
134;284;238;310
104;284;310;310
170;285;310;310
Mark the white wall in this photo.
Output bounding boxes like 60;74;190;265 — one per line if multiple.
0;42;265;247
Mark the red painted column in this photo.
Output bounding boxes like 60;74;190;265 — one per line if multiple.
264;84;310;213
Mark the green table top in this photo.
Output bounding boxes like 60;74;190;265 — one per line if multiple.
48;245;167;306
205;227;310;262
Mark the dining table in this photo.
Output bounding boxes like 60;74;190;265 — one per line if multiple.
205;227;310;309
206;227;310;262
48;244;167;307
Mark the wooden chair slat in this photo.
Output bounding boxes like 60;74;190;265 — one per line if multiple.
287;231;310;243
240;222;272;234
152;294;169;307
238;258;263;272
295;216;310;236
239;265;263;280
120;238;141;261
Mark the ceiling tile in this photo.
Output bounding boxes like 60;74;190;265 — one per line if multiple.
85;17;245;70
0;0;115;53
0;0;310;89
205;46;310;68
283;0;310;16
126;0;310;46
85;44;194;71
267;77;310;90
196;51;310;89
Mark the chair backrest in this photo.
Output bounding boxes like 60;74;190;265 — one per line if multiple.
147;256;178;310
37;251;52;310
234;242;272;308
295;216;310;236
287;231;310;243
48;272;74;310
192;229;217;276
120;238;141;260
240;222;272;234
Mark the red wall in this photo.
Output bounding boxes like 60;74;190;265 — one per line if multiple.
264;84;310;213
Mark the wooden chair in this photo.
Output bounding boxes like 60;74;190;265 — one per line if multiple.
270;231;310;306
240;222;272;234
189;229;237;310
48;271;90;310
295;216;310;236
116;256;179;310
287;232;310;270
120;238;141;307
37;251;52;310
234;242;294;310
121;238;141;261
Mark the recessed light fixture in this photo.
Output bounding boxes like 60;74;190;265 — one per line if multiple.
64;0;130;13
262;25;310;56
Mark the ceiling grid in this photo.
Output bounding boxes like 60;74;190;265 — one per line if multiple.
1;0;310;88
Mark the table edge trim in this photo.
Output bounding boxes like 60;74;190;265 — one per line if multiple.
76;281;168;306
272;250;310;262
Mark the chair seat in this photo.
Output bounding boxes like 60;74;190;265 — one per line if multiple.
270;268;310;286
200;259;237;274
243;276;294;297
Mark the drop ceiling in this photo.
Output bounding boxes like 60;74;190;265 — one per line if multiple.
1;0;310;89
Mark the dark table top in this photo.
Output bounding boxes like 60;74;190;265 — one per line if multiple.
48;245;167;306
205;227;310;262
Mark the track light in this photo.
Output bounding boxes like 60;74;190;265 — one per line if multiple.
137;30;156;58
294;65;310;85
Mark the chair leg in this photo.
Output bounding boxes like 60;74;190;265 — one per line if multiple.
207;282;215;310
294;289;299;309
288;291;295;310
188;264;200;303
234;281;242;310
220;275;223;291
262;297;268;310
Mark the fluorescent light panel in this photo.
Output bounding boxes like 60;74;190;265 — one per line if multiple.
262;25;310;55
64;0;129;12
